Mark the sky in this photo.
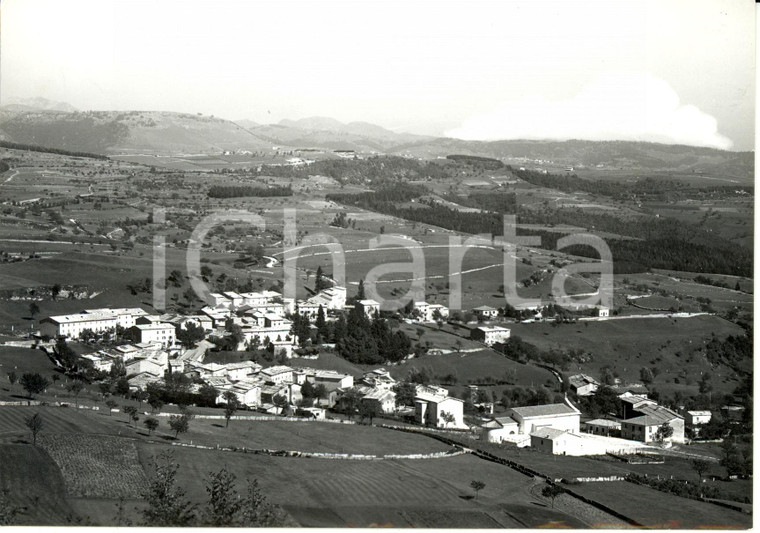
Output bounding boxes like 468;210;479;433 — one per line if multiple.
1;0;755;150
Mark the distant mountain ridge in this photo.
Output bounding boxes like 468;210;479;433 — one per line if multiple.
0;103;752;180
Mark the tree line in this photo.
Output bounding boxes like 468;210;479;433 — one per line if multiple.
207;185;293;198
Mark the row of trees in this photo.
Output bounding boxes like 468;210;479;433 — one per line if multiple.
207;185;293;198
140;451;288;526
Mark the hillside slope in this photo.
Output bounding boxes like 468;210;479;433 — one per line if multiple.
0;109;272;154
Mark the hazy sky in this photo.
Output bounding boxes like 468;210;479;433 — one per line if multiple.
1;0;755;150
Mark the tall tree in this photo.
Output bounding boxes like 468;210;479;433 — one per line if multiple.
222;390;240;428
20;373;48;399
28;302;40;319
141;452;196;526
66;380;85;408
7;371;17;391
357;279;365;300
315;305;329;341
541;484;564;508
203;468;242;527
144;417;159;436
470;480;485;500
24;412;43;446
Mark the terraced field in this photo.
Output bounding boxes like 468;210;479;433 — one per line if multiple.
139;443;585;528
38;434;147;499
0;444;74;525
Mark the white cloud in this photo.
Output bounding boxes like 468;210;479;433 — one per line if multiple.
445;71;733;150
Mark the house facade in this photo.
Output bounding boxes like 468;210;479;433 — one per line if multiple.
508;402;581;435
470;326;511;346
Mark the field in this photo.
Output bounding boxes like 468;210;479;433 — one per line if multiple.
0;444;75;525
570;481;751;529
38;433;147;498
137;442;586;528
508;314;747;396
387;348;555;387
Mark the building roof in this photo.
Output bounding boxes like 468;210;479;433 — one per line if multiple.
530;427;568;440
134;323;175;331
43;313;118;324
224;361;262;372
83;307;148;316
362;388;395;402
569;374;600;388
481;416;518;429
261;365;294;376
625;405;681;426
472;305;497;312
510;403;579;419
619;394;655;406
584;418;621;428
476;326;510;333
358;299;380;306
687;410;712;416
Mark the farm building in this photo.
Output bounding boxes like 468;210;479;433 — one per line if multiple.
125;357;165;377
479;416;520;442
260;365;295;384
582;418;622;437
305;369;354;390
362;368;396;389
296;406;326;419
530;428;637;456
413;301;448;322
224;361;262;381
597;306;610;318
508;402;581;435
620;404;685;443
306;286;347;310
720;405;745;421
219;380;262;407
356;299;381;317
472;305;498;320
619;394;658;419
415;390;465;429
685;410;712;426
568;374;600;396
470;325;511;346
361;388;397;414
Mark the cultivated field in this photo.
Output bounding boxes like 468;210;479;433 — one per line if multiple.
137;442;585;528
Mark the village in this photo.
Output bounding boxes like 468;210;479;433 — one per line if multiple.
32;280;719;459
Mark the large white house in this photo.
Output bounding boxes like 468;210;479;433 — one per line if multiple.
471;326;511;346
40;313;118;339
128;323;176;347
414;389;465;428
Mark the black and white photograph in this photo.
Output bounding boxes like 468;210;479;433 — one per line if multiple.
0;0;754;528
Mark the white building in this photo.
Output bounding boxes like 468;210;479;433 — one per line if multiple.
260;365;295;384
508;402;581;435
414;390;465;428
40;313;118;339
356;299;380;317
83;307;149;329
471;326;511;346
362;388;396;414
472;305;499;320
128;323;176;347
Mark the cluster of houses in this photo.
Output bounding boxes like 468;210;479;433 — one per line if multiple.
479;371;715;456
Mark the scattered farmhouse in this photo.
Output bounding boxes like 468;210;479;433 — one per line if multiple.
568;374;600;396
414;387;465;429
470;325;511;346
472;305;498;320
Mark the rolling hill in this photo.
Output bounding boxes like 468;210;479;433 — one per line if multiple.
0;104;753;181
